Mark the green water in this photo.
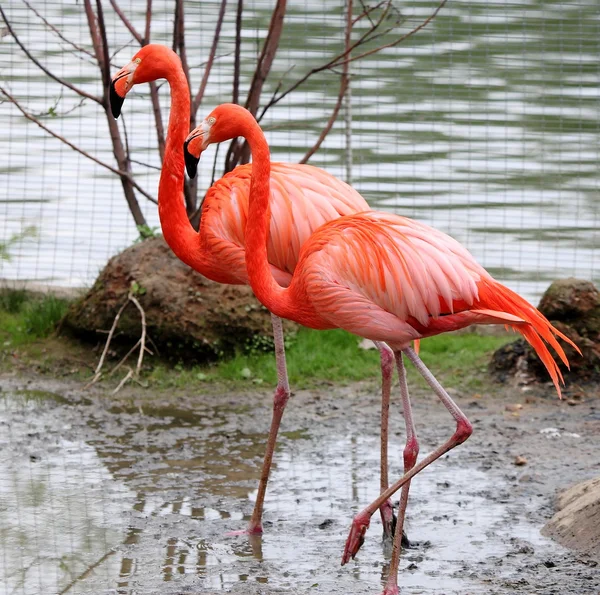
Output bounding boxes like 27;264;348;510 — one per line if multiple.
0;0;598;301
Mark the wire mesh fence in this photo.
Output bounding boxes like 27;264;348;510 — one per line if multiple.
1;0;599;305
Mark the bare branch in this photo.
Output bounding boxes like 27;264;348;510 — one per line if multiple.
94;0;111;91
226;0;287;170
143;0;152;44
245;0;286;117
85;298;130;388
191;0;227;114
0;4;102;105
109;0;142;43
355;0;386;27
110;339;141;376
259;0;446;119
86;287;149;393
332;0;446;66
147;84;165;161
129;293;147;375
173;0;191;87
233;0;243;105
112;368;134;394
300;0;352;164
0;87;157;205
22;0;96;61
110;1;165;160
129;157;161;171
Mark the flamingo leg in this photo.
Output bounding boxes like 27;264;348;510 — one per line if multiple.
373;341;395;541
245;313;291;534
381;352;419;595
342;346;472;564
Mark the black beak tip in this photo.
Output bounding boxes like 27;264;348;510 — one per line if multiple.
110;82;124;119
183;140;199;179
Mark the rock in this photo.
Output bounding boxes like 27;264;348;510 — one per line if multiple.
490;278;600;386
61;236;283;363
513;455;527;466
542;476;600;561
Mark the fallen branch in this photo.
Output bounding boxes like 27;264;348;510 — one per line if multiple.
85;285;151;393
85;298;130;389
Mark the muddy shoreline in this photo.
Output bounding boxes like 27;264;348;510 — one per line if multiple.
1;371;598;594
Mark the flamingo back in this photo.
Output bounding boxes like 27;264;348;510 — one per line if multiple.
300;212;485;321
200;163;370;285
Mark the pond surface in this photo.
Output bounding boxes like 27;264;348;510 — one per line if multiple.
0;384;587;595
0;1;599;302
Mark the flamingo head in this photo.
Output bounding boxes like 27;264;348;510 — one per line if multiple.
183;104;252;179
110;44;179;118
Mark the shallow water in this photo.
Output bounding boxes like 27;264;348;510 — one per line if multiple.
0;387;575;595
0;1;599;302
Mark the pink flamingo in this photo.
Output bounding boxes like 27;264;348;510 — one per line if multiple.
110;45;400;539
188;102;579;594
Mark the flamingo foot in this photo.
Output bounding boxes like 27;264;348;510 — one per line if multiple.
225;523;263;537
382;585;399;595
341;511;371;565
380;498;395;540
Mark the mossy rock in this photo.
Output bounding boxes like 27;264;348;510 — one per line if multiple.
61;236;285;364
490;278;600;386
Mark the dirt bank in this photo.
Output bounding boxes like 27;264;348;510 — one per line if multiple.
0;371;598;594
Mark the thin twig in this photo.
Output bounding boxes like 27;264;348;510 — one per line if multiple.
143;0;152;44
191;0;227;114
0;87;157;204
0;4;102;105
85;298;130;388
258;0;446;120
22;0;96;60
112;367;134;394
109;338;140;376
95;0;111;91
128;293;147;375
173;0;191;87
109;0;142;43
129;157;161;171
226;0;287;170
300;0;352;164
332;0;446;66
232;0;243;104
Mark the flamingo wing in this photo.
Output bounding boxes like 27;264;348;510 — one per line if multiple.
297;211;576;394
200;163;370;285
299;211;488;339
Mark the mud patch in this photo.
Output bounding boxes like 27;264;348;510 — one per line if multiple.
542;476;600;561
0;375;598;594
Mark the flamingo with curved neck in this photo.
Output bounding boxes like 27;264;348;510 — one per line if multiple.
110;45;400;540
192;102;578;594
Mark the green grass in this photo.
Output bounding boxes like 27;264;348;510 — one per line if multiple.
0;289;69;347
0;288;512;393
148;328;513;391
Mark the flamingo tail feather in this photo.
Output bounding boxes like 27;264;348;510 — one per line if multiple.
477;280;580;398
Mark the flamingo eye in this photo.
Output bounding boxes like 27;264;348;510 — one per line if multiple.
207;116;216;125
134;58;141;64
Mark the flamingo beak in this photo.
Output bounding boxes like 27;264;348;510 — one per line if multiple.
183;130;205;179
109;62;137;118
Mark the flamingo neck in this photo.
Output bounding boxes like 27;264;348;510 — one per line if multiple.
157;62;204;271
241;117;294;319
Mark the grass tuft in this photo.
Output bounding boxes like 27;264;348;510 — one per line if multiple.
0;291;69;347
0;289;28;313
22;296;69;338
147;328;512;391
